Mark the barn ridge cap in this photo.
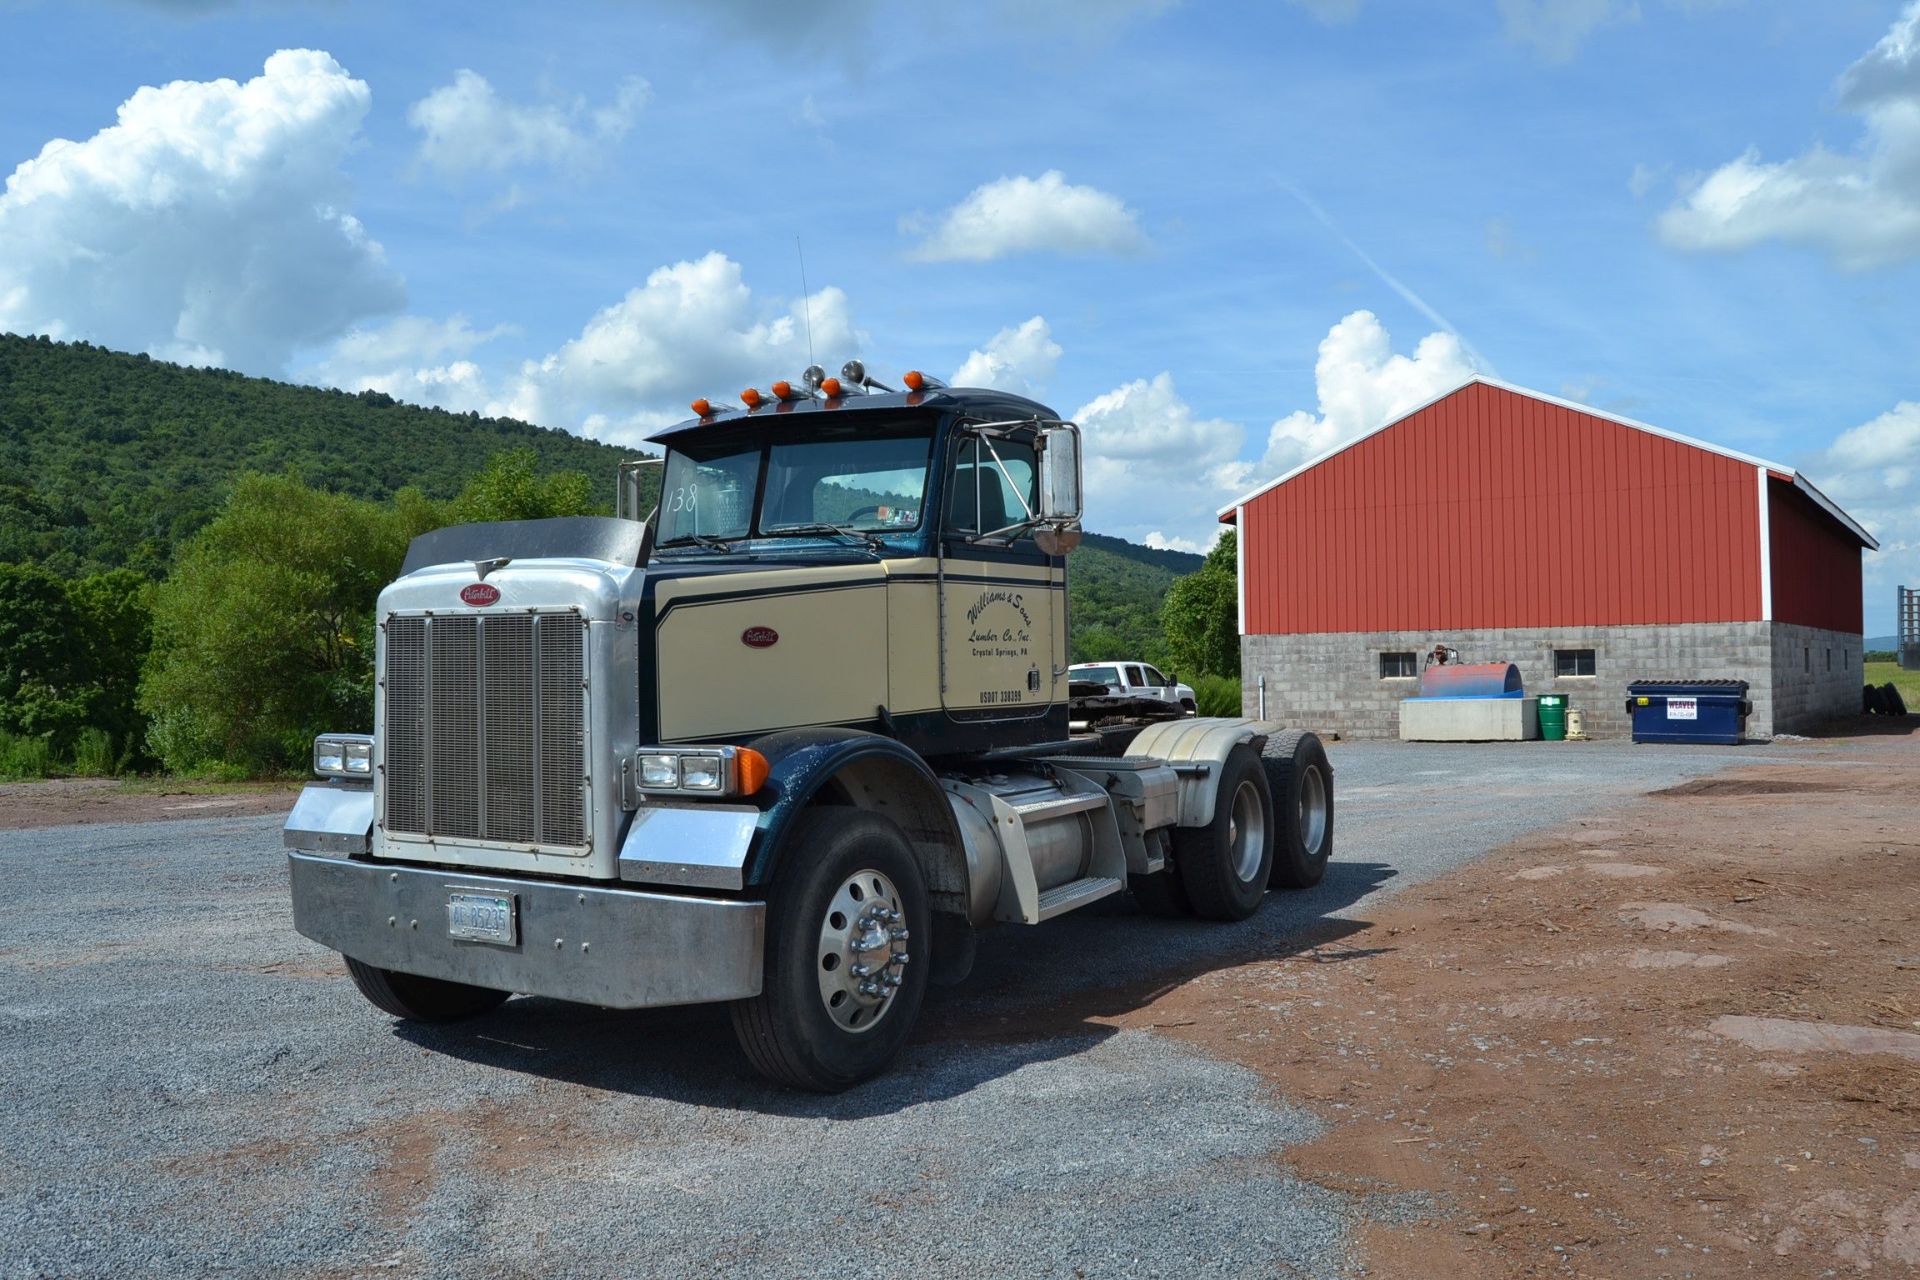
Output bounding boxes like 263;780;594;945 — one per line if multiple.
1216;375;1877;551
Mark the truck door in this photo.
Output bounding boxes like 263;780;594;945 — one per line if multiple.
937;428;1064;723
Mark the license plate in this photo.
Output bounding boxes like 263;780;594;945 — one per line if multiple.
446;891;517;945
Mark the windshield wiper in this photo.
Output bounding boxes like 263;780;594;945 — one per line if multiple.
656;532;739;551
758;523;884;550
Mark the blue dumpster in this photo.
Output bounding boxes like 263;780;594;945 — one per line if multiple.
1625;679;1751;745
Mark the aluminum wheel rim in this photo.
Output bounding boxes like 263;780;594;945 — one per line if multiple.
816;868;910;1034
1299;765;1329;858
1227;778;1266;883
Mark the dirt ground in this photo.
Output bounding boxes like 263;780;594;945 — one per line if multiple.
0;777;301;830
1096;724;1920;1278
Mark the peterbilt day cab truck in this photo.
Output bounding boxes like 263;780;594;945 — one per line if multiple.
284;362;1335;1091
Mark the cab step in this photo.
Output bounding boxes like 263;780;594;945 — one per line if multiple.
1008;791;1109;822
1034;875;1124;921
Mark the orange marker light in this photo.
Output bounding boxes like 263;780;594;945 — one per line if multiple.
820;377;843;398
690;398;712;417
741;387;764;409
771;380;794;400
736;747;770;797
903;369;925;391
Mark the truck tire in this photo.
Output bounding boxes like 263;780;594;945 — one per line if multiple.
343;957;509;1022
729;807;930;1092
1261;731;1334;889
1172;745;1275;921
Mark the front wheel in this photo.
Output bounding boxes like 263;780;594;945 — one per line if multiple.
730;807;930;1092
343;957;509;1022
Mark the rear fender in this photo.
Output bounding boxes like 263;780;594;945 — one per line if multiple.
1123;717;1286;828
745;729;971;920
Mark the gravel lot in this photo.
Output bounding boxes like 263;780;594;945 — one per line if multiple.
0;739;1810;1278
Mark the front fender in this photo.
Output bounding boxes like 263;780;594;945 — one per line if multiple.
742;728;958;888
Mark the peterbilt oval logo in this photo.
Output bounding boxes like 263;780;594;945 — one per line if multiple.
460;583;501;607
741;626;779;649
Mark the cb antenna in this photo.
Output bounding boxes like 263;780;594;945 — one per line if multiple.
796;236;815;370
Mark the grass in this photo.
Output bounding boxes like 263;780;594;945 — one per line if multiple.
1864;661;1920;708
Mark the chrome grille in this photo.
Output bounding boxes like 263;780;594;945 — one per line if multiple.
382;611;587;849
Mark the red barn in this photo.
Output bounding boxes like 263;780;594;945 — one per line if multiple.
1221;378;1877;738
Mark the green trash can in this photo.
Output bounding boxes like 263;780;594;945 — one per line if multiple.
1538;693;1568;741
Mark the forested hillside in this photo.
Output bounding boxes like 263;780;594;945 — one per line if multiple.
0;332;633;578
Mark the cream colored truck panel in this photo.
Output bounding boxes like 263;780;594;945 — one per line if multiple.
937;560;1066;717
655;567;888;740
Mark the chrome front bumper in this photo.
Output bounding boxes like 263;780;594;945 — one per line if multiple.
287;852;765;1009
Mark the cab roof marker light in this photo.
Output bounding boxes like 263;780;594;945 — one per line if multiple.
819;376;844;399
690;397;737;418
740;387;765;409
840;359;890;394
770;379;809;402
902;369;947;392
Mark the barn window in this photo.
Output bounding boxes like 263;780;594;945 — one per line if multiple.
1826;648;1832;672
1378;651;1417;679
1554;648;1596;678
1804;647;1811;673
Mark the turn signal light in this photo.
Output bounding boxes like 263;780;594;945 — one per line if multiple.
691;398;713;417
741;387;764;409
820;377;843;398
903;370;925;391
737;747;769;797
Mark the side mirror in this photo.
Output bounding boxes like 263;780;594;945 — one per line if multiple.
1038;423;1082;523
1035;423;1083;555
617;457;664;522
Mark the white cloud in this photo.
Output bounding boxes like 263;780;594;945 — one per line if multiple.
0;49;402;373
489;251;859;445
1072;373;1251;545
1143;530;1219;554
1813;401;1911;603
304;314;513;414
1495;0;1624;63
905;171;1148;262
408;71;649;180
1658;2;1920;268
1259;309;1479;476
951;317;1062;395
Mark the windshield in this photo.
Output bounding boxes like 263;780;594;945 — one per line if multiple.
1074;665;1122;687
655;418;934;548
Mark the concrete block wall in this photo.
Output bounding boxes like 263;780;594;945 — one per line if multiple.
1241;622;1810;740
1769;622;1864;732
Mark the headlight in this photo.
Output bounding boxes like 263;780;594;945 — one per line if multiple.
632;746;768;798
639;753;681;788
313;733;374;780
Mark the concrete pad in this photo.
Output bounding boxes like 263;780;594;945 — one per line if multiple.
1399;696;1540;742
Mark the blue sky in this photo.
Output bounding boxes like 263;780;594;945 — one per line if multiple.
2;0;1917;632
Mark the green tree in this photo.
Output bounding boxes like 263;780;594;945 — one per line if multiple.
140;475;412;772
139;452;602;773
67;569;154;764
1160;530;1240;679
0;562;87;750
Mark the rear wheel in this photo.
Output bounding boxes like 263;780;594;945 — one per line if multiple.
343;957;509;1022
1263;731;1334;889
1173;745;1275;921
730;807;929;1092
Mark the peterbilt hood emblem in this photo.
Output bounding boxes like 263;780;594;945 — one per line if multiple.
461;583;501;607
741;626;779;649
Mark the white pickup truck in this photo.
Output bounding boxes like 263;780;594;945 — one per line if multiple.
1069;661;1196;715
